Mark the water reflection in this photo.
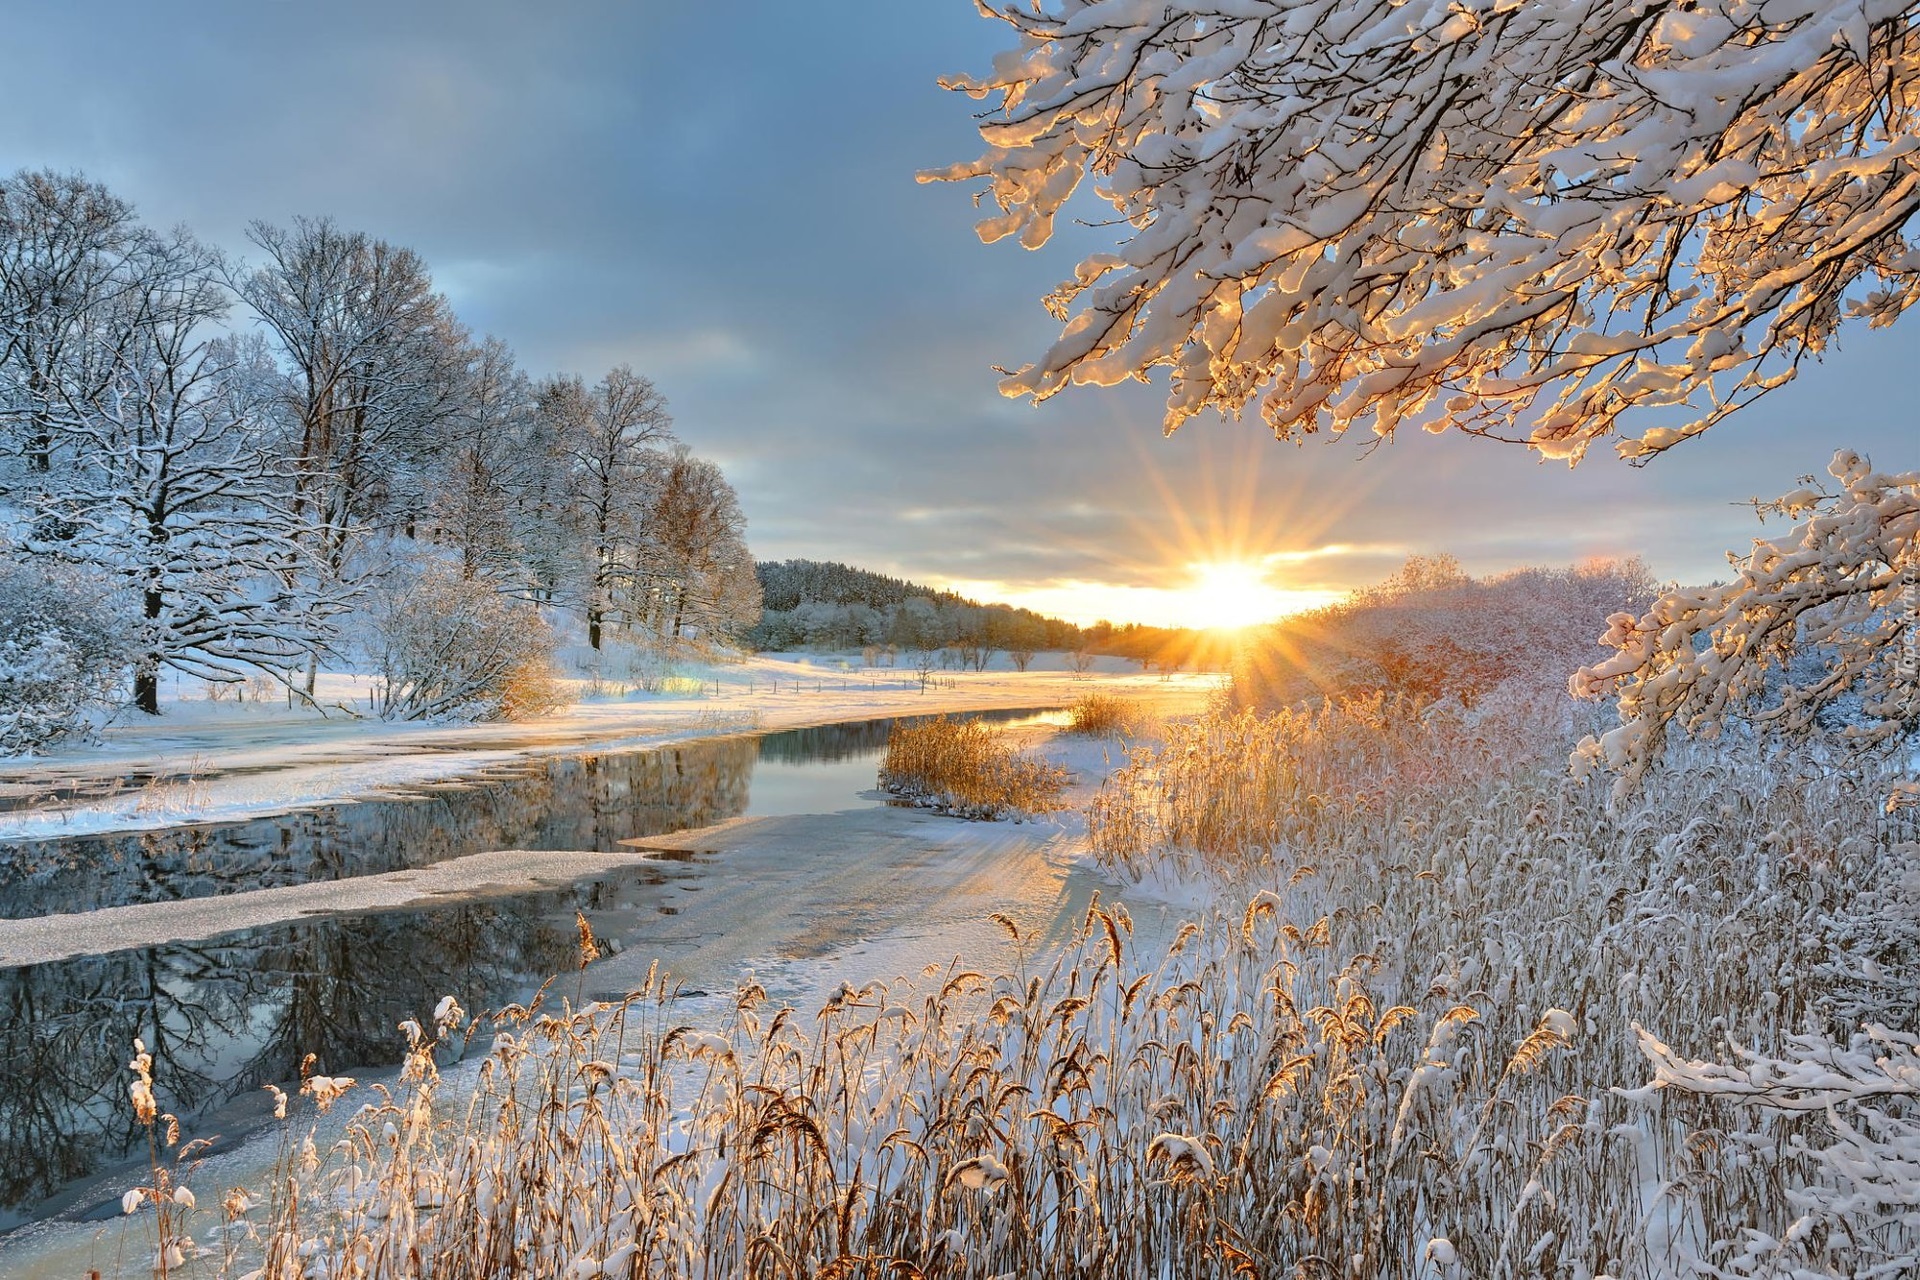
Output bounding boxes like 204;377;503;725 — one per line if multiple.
0;710;1058;920
0;868;664;1229
0;742;752;921
0;707;1059;1225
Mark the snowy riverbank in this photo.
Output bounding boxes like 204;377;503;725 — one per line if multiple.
0;650;1216;842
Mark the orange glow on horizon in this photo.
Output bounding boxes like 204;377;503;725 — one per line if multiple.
934;423;1392;630
944;569;1346;631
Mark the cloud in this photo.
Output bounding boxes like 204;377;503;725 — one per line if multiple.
3;1;1911;623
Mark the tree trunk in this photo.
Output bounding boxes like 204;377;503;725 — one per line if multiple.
27;371;52;473
135;587;163;715
27;425;51;473
588;610;603;651
133;667;159;715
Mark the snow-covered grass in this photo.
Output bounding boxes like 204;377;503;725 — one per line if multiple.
878;714;1071;819
49;682;1920;1279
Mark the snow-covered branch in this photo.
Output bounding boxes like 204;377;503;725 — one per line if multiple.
930;0;1920;458
1572;448;1918;793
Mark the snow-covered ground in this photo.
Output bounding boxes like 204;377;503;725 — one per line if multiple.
0;649;1213;842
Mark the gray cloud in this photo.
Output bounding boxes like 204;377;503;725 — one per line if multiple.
3;1;1911;619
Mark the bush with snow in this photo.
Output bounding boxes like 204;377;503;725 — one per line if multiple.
0;552;130;753
1234;555;1658;714
1575;449;1919;795
364;559;561;722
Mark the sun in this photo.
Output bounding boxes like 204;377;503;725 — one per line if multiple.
1178;561;1292;632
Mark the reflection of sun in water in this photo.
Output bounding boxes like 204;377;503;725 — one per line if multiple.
1177;560;1295;631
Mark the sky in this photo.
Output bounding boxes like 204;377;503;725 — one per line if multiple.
2;1;1912;627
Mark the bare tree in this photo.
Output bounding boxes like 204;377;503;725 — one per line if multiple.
36;232;331;713
239;217;469;581
538;366;674;649
636;445;759;646
0;170;149;482
428;336;536;584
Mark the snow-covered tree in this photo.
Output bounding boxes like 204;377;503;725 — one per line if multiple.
636;445;759;645
929;0;1920;461
537;366;674;649
1573;449;1918;793
934;0;1919;774
426;336;536;584
31;232;331;713
0;170;148;481
239;218;469;581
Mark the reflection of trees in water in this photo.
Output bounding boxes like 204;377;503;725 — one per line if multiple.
0;710;1048;1217
0;737;757;920
757;719;896;763
0;883;601;1222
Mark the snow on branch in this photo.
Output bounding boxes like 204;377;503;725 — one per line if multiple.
1571;449;1918;793
929;0;1920;458
1625;1022;1920;1277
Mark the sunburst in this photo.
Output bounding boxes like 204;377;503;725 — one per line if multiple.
1174;560;1299;632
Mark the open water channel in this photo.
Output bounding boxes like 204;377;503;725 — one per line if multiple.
0;708;1062;1235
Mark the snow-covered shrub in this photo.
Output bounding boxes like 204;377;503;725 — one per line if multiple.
0;552;130;753
1235;555;1658;713
364;560;561;722
1575;450;1919;796
1625;1023;1920;1279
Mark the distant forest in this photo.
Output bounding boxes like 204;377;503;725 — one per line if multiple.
748;558;1234;671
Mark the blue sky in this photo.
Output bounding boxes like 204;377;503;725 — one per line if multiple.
4;1;1912;625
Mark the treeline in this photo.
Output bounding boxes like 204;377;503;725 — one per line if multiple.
1082;621;1237;673
749;559;1079;665
750;558;1250;673
0;169;758;749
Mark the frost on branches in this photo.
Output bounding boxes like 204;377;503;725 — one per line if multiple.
364;558;560;722
928;0;1920;459
0;552;129;752
1572;450;1919;792
1627;1023;1920;1278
